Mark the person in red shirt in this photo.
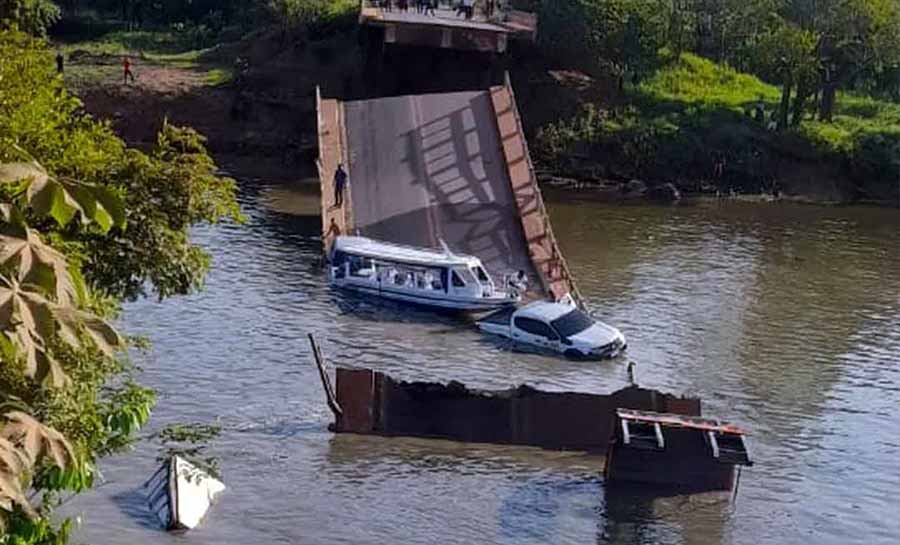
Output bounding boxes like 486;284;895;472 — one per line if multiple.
123;56;135;85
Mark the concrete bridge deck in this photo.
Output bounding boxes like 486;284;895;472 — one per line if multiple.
359;2;537;53
317;79;580;303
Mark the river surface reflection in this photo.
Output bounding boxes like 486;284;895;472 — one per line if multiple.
63;181;900;545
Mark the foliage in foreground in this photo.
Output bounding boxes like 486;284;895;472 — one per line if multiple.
0;29;240;542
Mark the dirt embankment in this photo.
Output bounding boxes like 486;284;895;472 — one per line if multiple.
71;32;362;181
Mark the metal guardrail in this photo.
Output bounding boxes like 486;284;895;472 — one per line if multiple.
502;72;584;307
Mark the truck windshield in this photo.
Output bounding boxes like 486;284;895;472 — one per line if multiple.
550;309;594;338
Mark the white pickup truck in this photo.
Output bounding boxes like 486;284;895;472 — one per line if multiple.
477;301;627;360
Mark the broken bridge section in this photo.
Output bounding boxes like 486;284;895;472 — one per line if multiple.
344;89;536;285
316;79;581;302
359;2;537;54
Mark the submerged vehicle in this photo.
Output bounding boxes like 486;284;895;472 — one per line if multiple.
477;301;626;359
328;236;520;312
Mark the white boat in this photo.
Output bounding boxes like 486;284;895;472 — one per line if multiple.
143;456;226;531
328;236;520;311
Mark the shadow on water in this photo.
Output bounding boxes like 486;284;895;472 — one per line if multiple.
321;433;605;474
600;484;731;545
111;489;160;531
499;476;603;542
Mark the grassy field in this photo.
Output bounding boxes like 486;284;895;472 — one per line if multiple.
58;26;239;92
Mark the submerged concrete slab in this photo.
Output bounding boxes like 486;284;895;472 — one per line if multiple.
343;90;536;284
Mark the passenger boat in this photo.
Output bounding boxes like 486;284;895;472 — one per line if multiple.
328;236;520;311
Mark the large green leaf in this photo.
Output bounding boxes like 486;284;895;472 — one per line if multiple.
0;163;48;189
30;181;80;227
0;412;74;524
0;229;79;306
0;273;121;388
0;161;126;233
1;412;75;468
93;186;127;230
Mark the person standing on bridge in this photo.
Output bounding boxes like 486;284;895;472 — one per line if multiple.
334;163;348;208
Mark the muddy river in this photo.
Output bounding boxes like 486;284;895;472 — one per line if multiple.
63;180;900;545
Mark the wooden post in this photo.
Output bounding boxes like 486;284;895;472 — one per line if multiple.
308;333;343;418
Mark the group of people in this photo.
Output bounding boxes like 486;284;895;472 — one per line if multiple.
381;268;443;291
376;0;499;19
457;0;497;19
380;0;437;14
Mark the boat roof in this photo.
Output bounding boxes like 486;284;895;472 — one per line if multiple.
517;301;580;322
616;409;747;435
332;236;481;268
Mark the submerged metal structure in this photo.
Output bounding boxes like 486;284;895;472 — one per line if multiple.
318;364;701;453
605;409;753;492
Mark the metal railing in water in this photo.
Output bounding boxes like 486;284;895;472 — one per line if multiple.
501;72;585;307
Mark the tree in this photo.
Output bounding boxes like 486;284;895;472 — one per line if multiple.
0;0;61;36
753;20;818;128
582;0;670;85
0;29;239;542
0;156;127;531
777;0;900;121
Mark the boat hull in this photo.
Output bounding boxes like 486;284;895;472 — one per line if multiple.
332;280;515;312
143;456;225;531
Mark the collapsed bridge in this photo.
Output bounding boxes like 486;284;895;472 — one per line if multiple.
317;4;579;303
317;78;579;303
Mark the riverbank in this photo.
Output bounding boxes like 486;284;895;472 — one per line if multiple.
525;53;900;205
57;23;361;182
58;22;900;206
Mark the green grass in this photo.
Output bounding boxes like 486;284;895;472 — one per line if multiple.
536;52;900;198
801;94;900;154
60;28;236;89
640;53;781;113
638;54;900;156
60;29;216;57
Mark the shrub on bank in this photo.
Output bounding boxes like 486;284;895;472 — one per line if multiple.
0;29;240;541
535;53;900;201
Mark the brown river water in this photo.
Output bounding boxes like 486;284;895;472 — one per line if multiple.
62;180;900;545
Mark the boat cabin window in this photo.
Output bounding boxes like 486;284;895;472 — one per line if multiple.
451;270;466;288
514;317;560;340
378;264;446;292
472;266;490;284
348;255;375;278
422;269;444;291
332;251;347;279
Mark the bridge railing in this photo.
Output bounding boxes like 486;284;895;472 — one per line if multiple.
502;72;584;307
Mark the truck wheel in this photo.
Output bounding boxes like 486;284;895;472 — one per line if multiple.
564;349;584;360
